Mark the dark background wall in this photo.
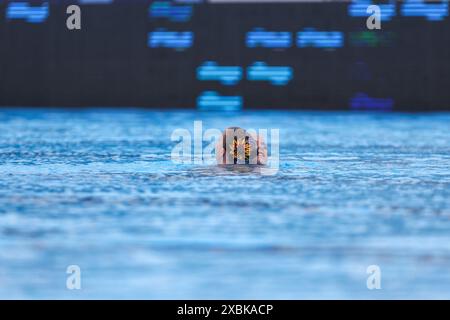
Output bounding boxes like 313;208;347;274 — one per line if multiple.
0;1;449;111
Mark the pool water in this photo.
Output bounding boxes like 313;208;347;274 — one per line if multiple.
0;109;449;299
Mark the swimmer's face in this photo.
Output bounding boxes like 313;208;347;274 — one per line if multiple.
216;127;267;165
228;135;256;163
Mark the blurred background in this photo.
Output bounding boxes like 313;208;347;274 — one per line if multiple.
0;0;449;111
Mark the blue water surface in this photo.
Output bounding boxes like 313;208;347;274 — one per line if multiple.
0;109;449;299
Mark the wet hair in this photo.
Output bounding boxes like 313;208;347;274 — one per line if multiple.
221;127;259;165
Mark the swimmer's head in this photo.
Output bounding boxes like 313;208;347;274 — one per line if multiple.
216;127;267;165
